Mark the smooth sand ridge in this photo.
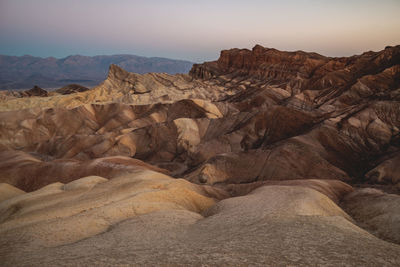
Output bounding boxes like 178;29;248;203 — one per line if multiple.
0;170;220;247
0;183;25;202
1;175;399;266
342;188;400;245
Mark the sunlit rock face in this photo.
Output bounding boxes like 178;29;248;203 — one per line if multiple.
0;45;400;266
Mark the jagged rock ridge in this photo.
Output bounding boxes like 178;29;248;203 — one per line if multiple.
55;84;89;95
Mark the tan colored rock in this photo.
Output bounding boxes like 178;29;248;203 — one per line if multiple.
342;188;400;244
62;176;108;191
1;180;399;266
1;46;399;191
55;84;89;95
0;170;218;247
0;183;25;203
0;45;400;265
204;185;351;219
0;64;232;112
0;150;169;192
174;118;201;153
365;153;400;185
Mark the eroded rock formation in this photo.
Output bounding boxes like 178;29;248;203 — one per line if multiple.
0;45;399;265
55;84;89;95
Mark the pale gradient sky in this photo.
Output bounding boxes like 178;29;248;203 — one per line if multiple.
0;0;399;62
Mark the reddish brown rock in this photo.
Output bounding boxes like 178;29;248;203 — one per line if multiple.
1;45;399;192
55;84;89;95
0;150;169;192
21;85;48;97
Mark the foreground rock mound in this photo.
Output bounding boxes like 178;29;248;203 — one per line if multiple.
342;188;400;244
0;171;220;248
1;175;399;266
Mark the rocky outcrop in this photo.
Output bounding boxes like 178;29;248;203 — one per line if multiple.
365;152;400;185
55;84;89;95
0;45;399;192
0;85;48;101
191;44;400;101
187;45;400;189
0;64;233;112
21;85;48;97
0;46;399;192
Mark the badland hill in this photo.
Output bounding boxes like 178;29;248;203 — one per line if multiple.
0;45;399;266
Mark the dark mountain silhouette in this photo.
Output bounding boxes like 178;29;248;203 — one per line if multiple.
0;54;194;90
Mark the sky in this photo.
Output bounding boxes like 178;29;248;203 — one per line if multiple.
0;0;399;62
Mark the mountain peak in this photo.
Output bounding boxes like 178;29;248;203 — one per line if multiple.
0;55;194;90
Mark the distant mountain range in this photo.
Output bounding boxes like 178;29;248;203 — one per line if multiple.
0;54;194;90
